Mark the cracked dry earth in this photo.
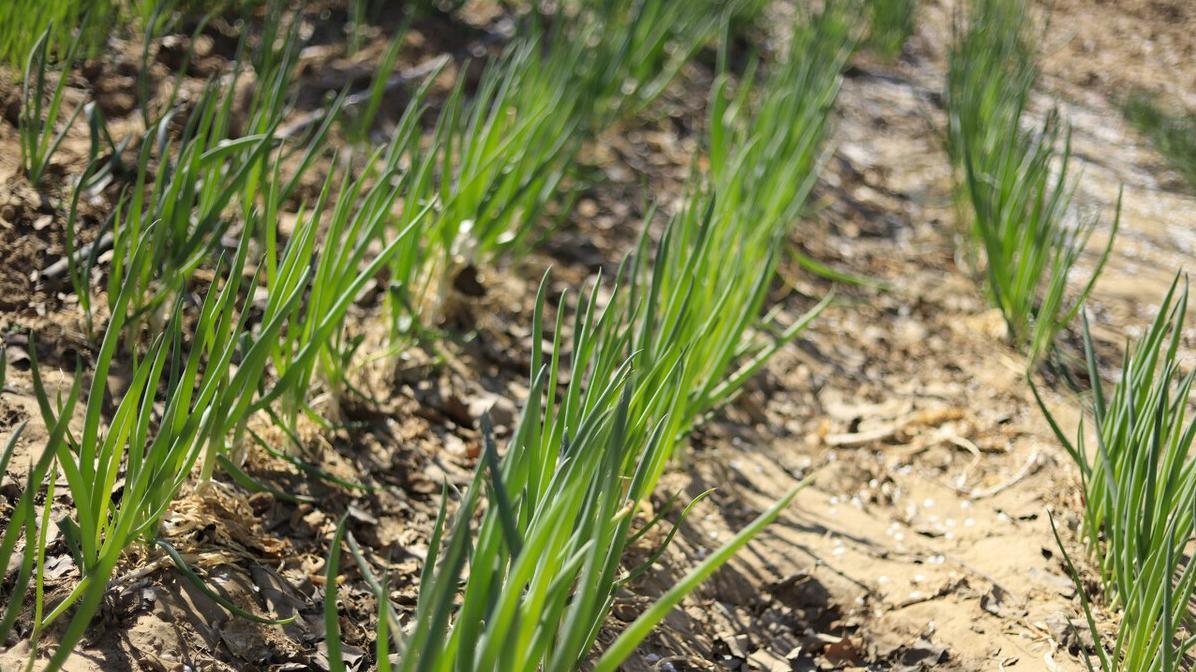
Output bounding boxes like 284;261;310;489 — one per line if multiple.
0;0;1194;670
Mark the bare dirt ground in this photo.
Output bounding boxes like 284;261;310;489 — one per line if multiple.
1;1;1194;671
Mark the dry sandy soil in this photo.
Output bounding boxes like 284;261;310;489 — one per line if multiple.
0;0;1194;670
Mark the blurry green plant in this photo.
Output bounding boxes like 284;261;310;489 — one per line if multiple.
381;0;765;337
19;24;84;187
0;0;113;67
0;0;280;67
1121;91;1196;192
98;6;324;342
560;0;770;124
866;0;916;60
946;0;1117;366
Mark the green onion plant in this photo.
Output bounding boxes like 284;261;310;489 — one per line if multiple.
19;24;85;187
335;9;851;669
0;368;71;662
15;225;300;672
866;0;916;60
1036;277;1196;670
394;274;812;671
559;0;769;124
613;4;850;472
103;11;326;344
0;1;113;67
7;4;856;671
260;116;436;434
946;0;1118;366
407;0;772;307
1121;91;1196;193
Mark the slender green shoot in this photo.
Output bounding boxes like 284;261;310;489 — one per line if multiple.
19;23;85;187
946;0;1118;365
392;10;848;665
1035;277;1196;670
1121;91;1196;192
866;0;916;60
594;477;812;671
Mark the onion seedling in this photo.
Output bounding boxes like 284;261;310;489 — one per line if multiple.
262;123;435;433
395;0;771;329
865;0;916;60
394;275;815;671
1036;277;1196;670
0;0;122;67
376;11;850;665
613;6;849;482
1121;91;1196;193
19;23;85;187
103;14;333;348
946;0;1118;366
14;225;310;672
